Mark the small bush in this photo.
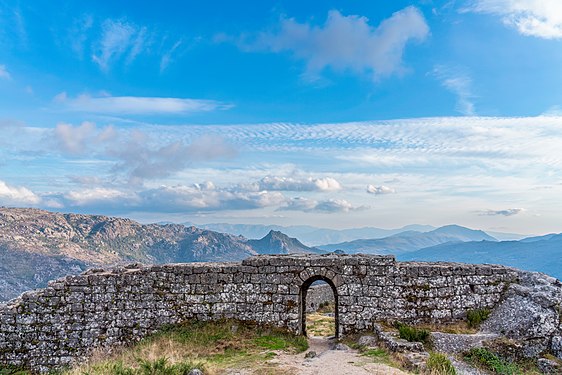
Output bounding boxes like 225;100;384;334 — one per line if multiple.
395;322;430;343
467;309;491;328
465;348;522;374
426;352;456;375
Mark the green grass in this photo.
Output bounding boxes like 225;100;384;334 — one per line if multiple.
71;357;204;375
426;352;456;375
395;322;430;344
465;348;522;374
466;309;491;329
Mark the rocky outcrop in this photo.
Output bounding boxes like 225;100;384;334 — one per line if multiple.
481;271;562;360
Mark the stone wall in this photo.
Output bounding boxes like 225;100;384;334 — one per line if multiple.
306;283;334;313
0;254;518;373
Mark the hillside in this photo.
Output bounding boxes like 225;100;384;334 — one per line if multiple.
399;235;562;280
319;225;497;254
0;207;318;301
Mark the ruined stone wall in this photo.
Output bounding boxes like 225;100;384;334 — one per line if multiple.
0;254;518;373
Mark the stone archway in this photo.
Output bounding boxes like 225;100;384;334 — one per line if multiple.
300;275;339;338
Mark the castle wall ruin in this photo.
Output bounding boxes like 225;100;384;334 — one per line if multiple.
0;254;518;372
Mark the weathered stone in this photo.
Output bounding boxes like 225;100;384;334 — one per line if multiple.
431;332;499;354
537;358;562;374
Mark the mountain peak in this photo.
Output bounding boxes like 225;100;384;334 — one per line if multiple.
248;230;324;255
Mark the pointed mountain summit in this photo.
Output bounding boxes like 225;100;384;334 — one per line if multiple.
248;230;325;255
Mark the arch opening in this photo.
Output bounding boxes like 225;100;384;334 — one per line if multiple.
300;275;339;338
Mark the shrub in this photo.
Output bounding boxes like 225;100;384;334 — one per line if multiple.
467;309;491;328
465;348;522;374
426;352;456;375
395;322;430;344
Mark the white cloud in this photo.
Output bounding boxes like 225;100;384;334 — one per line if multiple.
64;188;134;207
0;65;11;80
465;0;562;39
479;208;526;216
0;180;41;205
242;6;429;80
281;197;367;213
92;18;150;70
247;176;342;192
432;65;476;115
138;184;287;212
367;185;396;195
54;93;233;115
54;122;115;155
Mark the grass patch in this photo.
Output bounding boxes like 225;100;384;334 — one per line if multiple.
64;319;307;375
426;352;456;375
360;347;401;368
0;366;31;375
305;312;335;337
464;348;526;375
395;322;430;344
467;309;491;329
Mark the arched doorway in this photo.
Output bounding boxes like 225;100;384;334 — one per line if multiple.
300;275;339;338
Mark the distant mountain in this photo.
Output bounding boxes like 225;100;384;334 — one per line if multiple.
187;222;436;246
247;230;325;255
319;225;497;254
399;235;562;280
0;208;319;301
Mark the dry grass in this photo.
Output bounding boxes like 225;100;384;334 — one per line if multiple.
64;320;308;375
306;312;335;337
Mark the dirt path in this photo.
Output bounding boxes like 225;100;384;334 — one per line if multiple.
269;338;411;375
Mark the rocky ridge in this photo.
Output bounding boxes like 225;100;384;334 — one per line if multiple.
0;207;320;301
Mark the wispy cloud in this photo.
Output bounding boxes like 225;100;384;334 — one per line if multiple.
464;0;562;39
92;18;150;70
234;6;429;81
160;39;183;72
479;208;526;216
0;65;11;80
54;93;233;115
432;65;476;115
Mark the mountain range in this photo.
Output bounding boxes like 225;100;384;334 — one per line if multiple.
400;234;562;280
184;222;527;245
318;225;497;254
0;207;318;301
1;207;559;302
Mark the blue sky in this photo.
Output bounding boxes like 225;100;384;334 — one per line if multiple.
1;0;562;234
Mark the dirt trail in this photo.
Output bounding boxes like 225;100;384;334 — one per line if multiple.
269;337;410;375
